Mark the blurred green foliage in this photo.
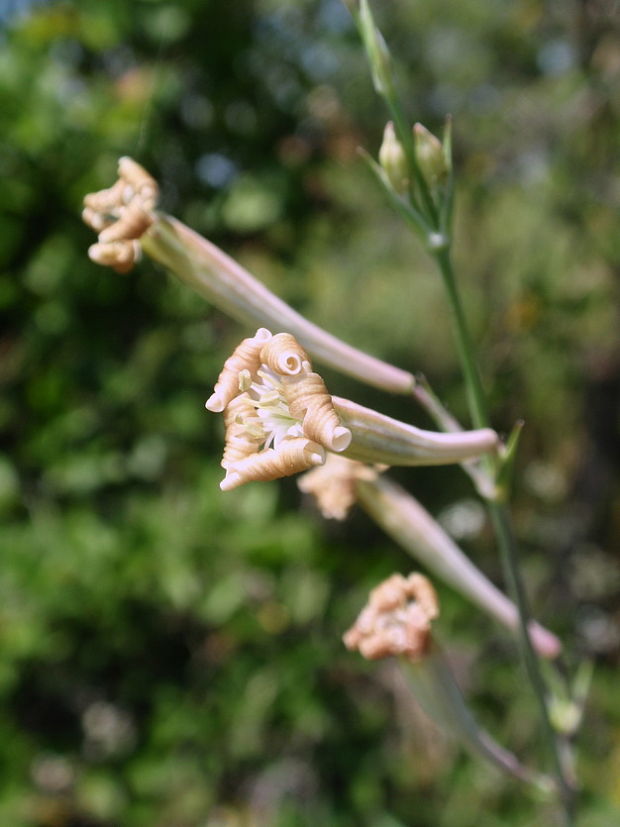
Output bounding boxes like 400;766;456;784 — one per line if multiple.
2;0;620;824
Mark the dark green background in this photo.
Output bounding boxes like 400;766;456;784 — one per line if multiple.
2;0;619;824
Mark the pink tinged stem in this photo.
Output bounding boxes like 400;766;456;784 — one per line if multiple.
355;476;560;659
334;396;499;467
140;215;415;395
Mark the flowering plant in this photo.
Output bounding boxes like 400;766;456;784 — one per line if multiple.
80;3;592;822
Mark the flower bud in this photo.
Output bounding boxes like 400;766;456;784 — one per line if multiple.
378;122;409;195
359;0;394;97
414;122;449;186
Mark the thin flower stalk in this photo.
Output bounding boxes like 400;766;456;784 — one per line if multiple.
344;572;552;792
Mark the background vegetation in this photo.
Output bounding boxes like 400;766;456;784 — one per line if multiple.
2;0;620;824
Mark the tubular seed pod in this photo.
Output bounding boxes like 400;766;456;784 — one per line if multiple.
84;159;417;394
221;437;326;491
206;328;273;412
356;475;561;658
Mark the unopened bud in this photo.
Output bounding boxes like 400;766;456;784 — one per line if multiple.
359;0;394;96
379;122;409;195
414;123;448;186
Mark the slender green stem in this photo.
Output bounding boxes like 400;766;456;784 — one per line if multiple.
434;248;489;432
352;3;575;817
488;504;575;822
432;246;575;824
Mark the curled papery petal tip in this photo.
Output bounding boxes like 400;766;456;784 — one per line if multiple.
205;394;225;413
308;447;326;466
219;472;242;492
260;333;308;376
331;426;353;452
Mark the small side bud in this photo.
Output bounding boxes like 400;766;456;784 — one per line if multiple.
414;123;449;187
378;122;409;195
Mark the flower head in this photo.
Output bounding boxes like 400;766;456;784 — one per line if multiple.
207;330;352;491
343;572;439;661
83;157;158;273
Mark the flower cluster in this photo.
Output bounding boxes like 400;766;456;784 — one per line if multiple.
206;330;353;491
343;572;439;661
82;157;158;273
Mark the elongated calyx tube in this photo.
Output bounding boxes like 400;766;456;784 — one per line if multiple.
335;396;499;467
344;572;552;792
355;474;561;659
403;647;553;792
83;158;415;396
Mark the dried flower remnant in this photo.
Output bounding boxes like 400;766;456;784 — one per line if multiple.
343;572;439;661
82;157;158;273
298;454;383;521
207;330;352;491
